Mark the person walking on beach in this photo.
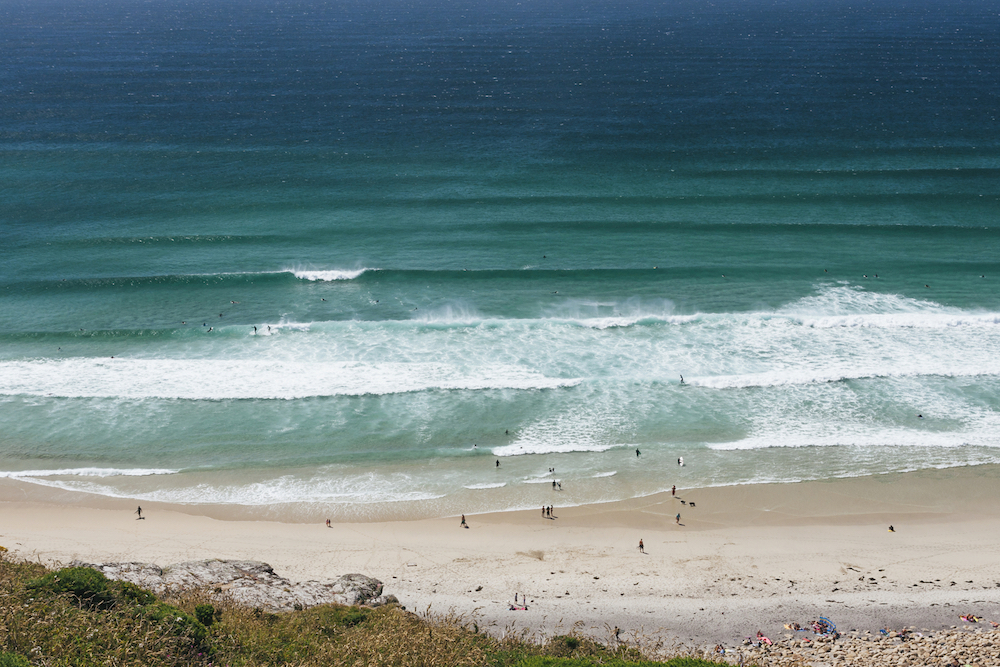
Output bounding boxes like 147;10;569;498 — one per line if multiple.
135;506;143;520
675;513;681;525
460;514;467;528
638;539;644;553
671;485;676;497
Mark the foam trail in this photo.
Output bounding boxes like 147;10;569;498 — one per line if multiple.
0;467;179;478
13;472;448;506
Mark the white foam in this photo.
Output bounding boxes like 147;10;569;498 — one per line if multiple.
592;471;617;478
289;268;372;281
463;482;506;490
0;359;579;400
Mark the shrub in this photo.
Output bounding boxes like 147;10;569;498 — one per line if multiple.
27;566;116;609
195;603;216;627
115;580;157;606
145;601;209;646
0;652;31;667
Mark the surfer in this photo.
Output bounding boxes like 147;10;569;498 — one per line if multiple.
679;375;684;384
496;460;500;468
636;448;641;457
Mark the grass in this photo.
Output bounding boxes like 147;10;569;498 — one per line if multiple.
0;553;733;667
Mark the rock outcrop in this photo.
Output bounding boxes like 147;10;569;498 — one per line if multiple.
71;559;398;612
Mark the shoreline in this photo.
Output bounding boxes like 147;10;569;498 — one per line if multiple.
4;465;1000;649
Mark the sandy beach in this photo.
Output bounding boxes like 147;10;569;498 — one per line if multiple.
4;465;1000;652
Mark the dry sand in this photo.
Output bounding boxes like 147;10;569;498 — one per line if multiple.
3;465;1000;651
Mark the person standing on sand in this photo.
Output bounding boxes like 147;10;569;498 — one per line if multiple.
135;506;143;520
672;485;676;496
675;513;680;524
638;539;644;553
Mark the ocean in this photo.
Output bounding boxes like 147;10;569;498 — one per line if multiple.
1;0;999;521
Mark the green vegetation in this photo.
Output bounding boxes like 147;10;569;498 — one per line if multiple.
0;553;731;667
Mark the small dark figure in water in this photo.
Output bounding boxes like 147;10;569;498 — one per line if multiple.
496;460;500;468
636;448;641;457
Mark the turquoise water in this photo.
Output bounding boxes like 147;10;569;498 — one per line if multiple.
2;0;1000;520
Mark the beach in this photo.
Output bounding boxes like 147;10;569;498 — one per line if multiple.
4;465;1000;653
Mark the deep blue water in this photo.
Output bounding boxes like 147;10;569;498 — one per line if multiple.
1;0;999;520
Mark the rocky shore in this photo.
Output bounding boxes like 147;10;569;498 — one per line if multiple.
734;625;999;667
72;559;399;612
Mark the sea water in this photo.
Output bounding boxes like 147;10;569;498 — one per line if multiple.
1;0;999;520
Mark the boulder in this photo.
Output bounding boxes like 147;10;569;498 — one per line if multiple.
70;559;397;613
